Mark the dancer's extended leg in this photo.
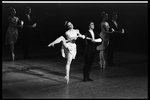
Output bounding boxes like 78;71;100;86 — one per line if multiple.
48;36;67;47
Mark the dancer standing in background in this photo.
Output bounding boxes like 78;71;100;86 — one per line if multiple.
22;7;37;59
96;11;114;69
48;21;85;84
5;7;23;61
107;12;124;66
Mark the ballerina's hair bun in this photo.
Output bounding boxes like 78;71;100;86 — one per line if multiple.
64;21;69;26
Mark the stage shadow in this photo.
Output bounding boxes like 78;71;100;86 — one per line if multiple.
3;66;82;84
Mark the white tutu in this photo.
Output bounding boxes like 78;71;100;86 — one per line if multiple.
61;42;77;59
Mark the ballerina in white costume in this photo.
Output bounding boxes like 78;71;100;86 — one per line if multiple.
48;21;85;84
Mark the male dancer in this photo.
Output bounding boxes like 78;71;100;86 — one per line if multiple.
83;21;102;82
107;12;124;66
22;7;37;59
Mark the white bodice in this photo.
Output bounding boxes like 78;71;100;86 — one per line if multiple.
66;29;79;40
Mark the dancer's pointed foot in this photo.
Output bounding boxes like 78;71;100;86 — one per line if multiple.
65;76;69;84
103;62;106;69
48;42;55;47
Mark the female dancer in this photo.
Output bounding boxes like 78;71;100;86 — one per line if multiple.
5;7;23;61
48;21;85;84
96;12;114;69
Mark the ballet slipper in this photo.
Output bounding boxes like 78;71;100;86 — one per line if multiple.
48;42;55;47
65;76;69;84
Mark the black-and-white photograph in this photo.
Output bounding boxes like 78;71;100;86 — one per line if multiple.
2;1;148;99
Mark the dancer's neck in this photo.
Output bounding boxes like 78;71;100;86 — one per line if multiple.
69;28;74;31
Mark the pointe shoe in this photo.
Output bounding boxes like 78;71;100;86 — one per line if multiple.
103;62;106;69
48;43;55;47
65;76;69;84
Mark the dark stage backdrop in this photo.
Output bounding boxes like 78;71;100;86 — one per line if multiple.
2;3;148;55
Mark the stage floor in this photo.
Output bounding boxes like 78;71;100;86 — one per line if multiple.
2;50;148;99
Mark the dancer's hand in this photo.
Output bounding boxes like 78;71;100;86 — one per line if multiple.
21;20;24;25
91;38;96;43
82;35;85;39
111;28;115;32
78;34;85;39
20;20;24;28
122;29;125;34
32;23;37;28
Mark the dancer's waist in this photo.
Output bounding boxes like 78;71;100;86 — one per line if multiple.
67;40;76;43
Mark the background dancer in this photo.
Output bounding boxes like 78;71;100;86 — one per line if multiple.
96;12;114;69
21;7;37;59
5;7;23;61
107;12;124;66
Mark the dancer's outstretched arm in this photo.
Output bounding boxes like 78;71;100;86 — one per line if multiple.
76;30;85;39
111;28;124;34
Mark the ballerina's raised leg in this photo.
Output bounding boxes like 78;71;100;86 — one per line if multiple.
48;36;68;48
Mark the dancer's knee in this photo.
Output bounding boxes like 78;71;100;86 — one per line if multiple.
60;36;67;45
66;60;71;66
60;36;65;40
66;56;72;65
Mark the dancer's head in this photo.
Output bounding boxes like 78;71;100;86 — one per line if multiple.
9;7;16;16
65;21;74;29
101;11;108;21
88;21;95;30
112;12;117;21
26;6;31;14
